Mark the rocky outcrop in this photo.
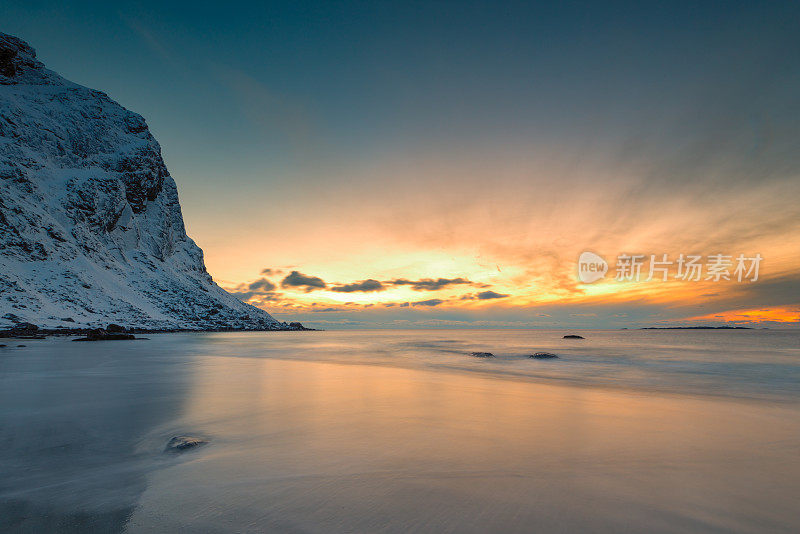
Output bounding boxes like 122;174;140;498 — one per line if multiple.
165;436;209;453
72;325;137;341
0;33;282;331
0;322;44;339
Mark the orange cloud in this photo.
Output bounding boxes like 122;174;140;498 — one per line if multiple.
685;306;800;324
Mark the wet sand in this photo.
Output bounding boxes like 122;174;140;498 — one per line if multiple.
126;356;800;533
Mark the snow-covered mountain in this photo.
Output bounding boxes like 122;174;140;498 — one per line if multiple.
0;32;281;330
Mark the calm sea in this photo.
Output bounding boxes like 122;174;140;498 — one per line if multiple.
1;329;799;533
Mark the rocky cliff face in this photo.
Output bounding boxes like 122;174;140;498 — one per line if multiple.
0;32;280;330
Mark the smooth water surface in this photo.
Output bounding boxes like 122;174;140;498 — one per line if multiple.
1;329;799;533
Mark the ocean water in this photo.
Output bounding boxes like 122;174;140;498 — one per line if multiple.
1;329;799;533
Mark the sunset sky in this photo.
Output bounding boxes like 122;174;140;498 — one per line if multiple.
6;1;800;328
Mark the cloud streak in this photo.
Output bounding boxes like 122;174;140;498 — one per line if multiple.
476;291;510;300
331;279;385;292
412;299;445;307
248;278;276;292
389;278;473;291
281;271;327;292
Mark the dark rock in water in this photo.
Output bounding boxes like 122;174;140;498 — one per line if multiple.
72;328;136;341
165;435;209;452
2;322;44;338
470;352;495;358
17;344;26;348
531;352;559;359
0;344;6;347
106;323;127;333
12;322;38;334
563;334;584;339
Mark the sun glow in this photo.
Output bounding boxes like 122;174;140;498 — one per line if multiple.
687;307;800;324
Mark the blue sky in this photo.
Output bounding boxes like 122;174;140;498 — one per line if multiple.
4;1;800;328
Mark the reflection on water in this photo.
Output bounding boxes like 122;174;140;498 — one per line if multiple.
1;330;799;533
0;337;193;533
190;328;800;400
128;354;800;533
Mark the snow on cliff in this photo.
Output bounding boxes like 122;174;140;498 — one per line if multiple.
0;32;280;330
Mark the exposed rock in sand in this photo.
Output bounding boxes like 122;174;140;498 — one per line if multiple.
530;352;559;359
165;435;209;452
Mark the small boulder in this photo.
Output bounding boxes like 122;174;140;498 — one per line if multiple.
470;352;495;358
530;352;559;359
86;328;107;340
165;435;208;453
6;322;45;339
17;344;26;348
73;328;136;341
12;322;38;335
563;334;584;339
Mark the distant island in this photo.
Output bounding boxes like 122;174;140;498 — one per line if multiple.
640;326;752;330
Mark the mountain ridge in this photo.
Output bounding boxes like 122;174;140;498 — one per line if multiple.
0;32;288;331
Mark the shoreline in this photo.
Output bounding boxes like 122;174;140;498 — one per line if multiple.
0;323;318;339
4;329;797;405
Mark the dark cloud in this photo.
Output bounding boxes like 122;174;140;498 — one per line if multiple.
477;290;510;300
228;277;282;303
261;268;283;276
281;271;326;292
328;276;473;292
389;278;472;291
412;298;445;307
248;278;277;292
460;291;510;300
399;302;410;307
331;279;385;292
